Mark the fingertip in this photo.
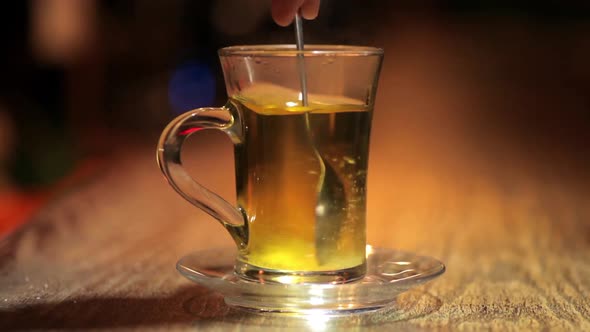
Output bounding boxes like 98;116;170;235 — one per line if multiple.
300;10;318;21
301;12;317;20
271;0;300;26
300;0;320;20
274;14;295;27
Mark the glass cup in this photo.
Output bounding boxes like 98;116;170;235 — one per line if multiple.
157;45;383;284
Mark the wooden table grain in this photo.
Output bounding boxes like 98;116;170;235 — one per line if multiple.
0;128;588;331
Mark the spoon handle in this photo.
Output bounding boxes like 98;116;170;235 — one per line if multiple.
294;13;309;106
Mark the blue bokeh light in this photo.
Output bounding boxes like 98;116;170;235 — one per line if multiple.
168;61;216;114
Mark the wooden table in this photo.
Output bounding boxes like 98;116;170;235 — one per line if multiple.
1;125;588;331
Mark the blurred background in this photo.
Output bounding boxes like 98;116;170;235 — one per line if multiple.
0;0;589;236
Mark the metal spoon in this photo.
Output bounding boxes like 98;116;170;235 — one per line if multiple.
294;13;347;266
294;13;308;106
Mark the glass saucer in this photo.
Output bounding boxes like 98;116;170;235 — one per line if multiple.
177;245;445;315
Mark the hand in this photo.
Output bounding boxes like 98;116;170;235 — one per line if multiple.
271;0;320;27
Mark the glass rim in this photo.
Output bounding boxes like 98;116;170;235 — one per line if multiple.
218;44;384;57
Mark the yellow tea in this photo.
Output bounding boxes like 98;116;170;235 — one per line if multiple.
231;84;371;281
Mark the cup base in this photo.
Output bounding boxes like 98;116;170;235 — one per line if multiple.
234;260;366;284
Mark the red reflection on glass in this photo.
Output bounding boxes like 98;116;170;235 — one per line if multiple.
179;127;203;136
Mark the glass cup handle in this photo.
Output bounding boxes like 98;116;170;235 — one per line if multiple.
156;106;247;248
